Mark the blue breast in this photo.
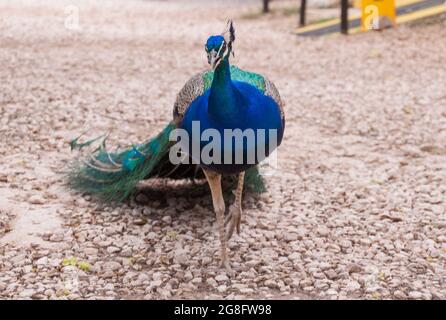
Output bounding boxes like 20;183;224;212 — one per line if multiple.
180;81;284;174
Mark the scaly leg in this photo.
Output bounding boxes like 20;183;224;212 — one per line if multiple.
225;171;245;241
203;169;232;274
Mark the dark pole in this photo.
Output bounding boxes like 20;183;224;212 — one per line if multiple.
340;0;348;34
263;0;269;13
299;0;307;27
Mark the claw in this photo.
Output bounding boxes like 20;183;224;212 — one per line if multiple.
220;259;234;278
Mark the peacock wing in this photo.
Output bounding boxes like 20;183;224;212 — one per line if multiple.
173;66;284;123
229;65;285;121
173;71;209;123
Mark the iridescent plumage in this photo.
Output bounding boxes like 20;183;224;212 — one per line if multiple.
68;21;285;273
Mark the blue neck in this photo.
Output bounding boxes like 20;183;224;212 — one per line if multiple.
208;57;242;121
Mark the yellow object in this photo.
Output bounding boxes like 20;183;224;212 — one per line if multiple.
396;4;446;23
351;3;446;34
361;0;396;30
295;0;444;36
353;0;362;8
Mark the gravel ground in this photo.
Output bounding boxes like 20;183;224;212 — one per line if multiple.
0;0;445;300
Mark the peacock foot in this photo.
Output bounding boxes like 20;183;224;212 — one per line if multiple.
219;256;234;277
225;204;242;241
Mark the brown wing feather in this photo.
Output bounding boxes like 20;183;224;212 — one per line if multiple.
173;72;206;123
264;77;285;121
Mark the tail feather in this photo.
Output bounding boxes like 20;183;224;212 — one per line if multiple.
244;166;266;193
67;122;176;202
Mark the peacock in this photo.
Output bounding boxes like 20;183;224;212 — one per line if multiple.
68;21;285;273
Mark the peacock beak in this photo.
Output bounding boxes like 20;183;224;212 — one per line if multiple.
208;49;222;71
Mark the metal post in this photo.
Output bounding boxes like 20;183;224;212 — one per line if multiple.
263;0;269;13
300;0;307;27
340;0;349;34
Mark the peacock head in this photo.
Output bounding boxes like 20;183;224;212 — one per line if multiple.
205;20;235;71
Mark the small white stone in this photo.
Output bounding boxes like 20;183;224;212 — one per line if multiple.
173;249;188;265
215;274;229;282
217;285;227;293
104;261;121;272
191;277;202;284
107;246;121;254
49;232;63;242
393;290;407;299
28;195;45;205
239;288;254;294
147;232;156;240
316;226;330;237
19;289;35;298
408;291;423;299
138;273;150;283
326;289;338;296
35;257;48;266
84;247;98;255
161;216;172;224
345;281;361;293
151;280;162;288
206;278;218;286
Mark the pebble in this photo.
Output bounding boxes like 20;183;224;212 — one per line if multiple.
191;277;202;284
28;195;45;205
408;291;423;299
239;288;254;294
19;289;35;298
348;264;363;274
206;278;217;287
161;216;172;224
215;274;229;282
316;226;330;237
345;281;361;293
314;280;330;290
217;285;227;293
325;269;338;280
173;249;188;265
393;290;407;299
339;240;352;249
44;289;55;297
138;273;150;283
107;246;121;254
84;247;99;256
326;289;338;296
103;261;121;272
147;232;156;240
49;233;64;242
35;257;48;266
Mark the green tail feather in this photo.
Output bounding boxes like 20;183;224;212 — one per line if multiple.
244;166;266;193
222;165;266;195
68;122;176;202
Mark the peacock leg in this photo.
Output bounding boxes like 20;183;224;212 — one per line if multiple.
225;171;245;241
203;169;232;274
